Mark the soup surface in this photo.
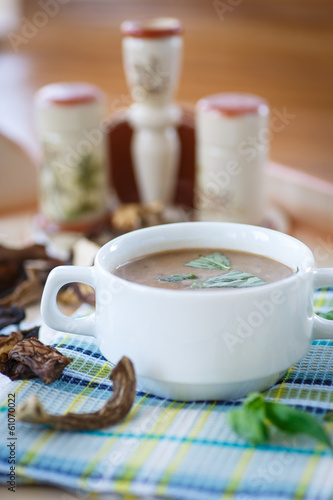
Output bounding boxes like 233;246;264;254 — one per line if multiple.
113;248;293;290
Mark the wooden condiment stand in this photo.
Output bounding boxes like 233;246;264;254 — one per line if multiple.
107;104;196;209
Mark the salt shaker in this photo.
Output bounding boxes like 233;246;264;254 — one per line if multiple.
121;17;183;204
195;93;270;225
35;82;109;232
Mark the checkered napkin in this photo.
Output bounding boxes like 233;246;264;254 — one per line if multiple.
1;289;333;499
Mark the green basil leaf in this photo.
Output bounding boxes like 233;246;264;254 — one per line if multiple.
158;273;198;283
198;270;266;288
244;392;266;411
265;402;332;448
186;252;231;270
318;310;333;320
227;407;269;446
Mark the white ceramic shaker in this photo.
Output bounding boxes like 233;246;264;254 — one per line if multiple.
121;18;183;205
195;93;270;225
35;82;109;232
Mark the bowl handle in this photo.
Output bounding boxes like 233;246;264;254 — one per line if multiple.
312;268;333;340
41;266;96;337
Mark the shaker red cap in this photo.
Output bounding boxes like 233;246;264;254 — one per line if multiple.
121;17;183;38
197;93;269;118
35;82;105;107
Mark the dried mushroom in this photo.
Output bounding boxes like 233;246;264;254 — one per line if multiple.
0;331;30;380
0;327;53;382
57;286;81;306
16;356;136;430
71;283;95;306
0;244;46;299
20;326;40;340
0;331;23;355
111;201;165;232
0;353;9;376
0;259;64;308
0;265;42;308
9;338;72;384
0;244;47;263
58;283;95;307
0;326;40;355
58;238;98;307
0;306;25;330
0;243;64;307
111;203;142;231
0;353;36;381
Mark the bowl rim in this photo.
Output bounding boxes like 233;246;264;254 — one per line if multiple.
95;221;314;297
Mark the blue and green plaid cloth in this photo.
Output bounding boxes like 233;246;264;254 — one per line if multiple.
1;288;333;499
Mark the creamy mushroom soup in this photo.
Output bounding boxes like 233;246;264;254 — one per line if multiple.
113;248;293;290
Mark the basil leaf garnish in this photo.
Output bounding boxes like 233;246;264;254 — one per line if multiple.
245;392;266;411
265;402;332;448
227;392;332;448
227;407;269;446
227;394;268;446
196;270;266;288
158;273;198;283
186;252;231;270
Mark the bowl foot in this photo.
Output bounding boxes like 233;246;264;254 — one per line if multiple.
136;370;286;401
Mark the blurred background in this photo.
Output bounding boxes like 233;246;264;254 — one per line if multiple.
0;0;332;214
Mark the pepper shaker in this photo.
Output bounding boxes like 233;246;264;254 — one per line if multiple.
195;93;270;225
34;82;109;232
121;17;183;205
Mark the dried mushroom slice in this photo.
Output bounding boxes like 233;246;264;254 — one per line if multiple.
111;203;142;231
0;327;46;381
9;338;72;384
0;244;48;263
0;261;20;292
57;286;81;306
20;326;40;340
0;327;39;358
71;283;95;306
0;306;25;330
16;356;136;431
0;332;32;380
0;353;8;375
111;201;165;232
0;331;24;356
0;353;36;381
0;244;47;300
0;260;63;308
0;243;65;307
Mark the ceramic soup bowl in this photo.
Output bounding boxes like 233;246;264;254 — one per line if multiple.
41;222;333;401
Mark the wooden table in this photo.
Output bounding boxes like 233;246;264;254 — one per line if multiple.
1;0;333;181
1;1;333;497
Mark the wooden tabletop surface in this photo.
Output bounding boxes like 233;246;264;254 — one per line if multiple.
1;0;332;181
0;4;333;497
